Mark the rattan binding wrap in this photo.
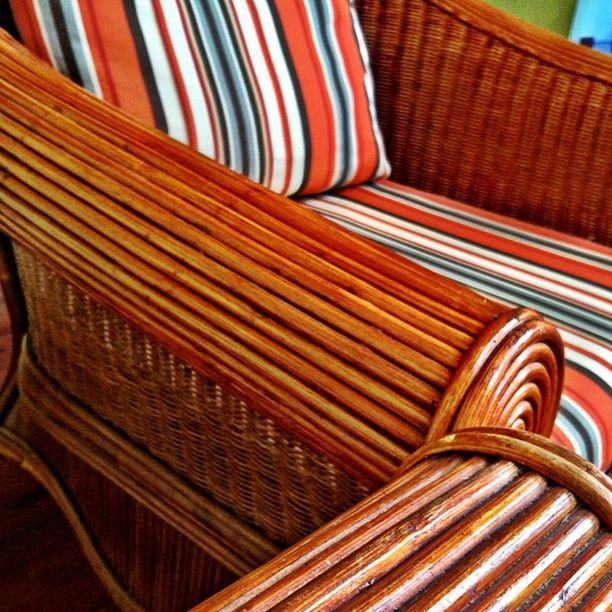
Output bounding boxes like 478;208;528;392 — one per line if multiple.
15;246;369;546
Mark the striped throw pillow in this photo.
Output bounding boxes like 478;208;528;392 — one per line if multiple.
11;0;389;196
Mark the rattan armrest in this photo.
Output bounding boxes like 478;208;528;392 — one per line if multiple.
0;30;563;486
203;429;612;610
357;0;612;244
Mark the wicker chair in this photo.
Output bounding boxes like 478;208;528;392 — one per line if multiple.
0;0;609;609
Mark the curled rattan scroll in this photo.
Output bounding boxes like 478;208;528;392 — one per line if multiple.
428;308;563;441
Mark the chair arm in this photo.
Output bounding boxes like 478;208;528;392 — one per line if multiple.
202;429;612;611
0;31;563;486
357;0;612;245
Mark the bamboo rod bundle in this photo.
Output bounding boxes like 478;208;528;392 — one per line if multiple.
0;31;563;485
205;429;612;611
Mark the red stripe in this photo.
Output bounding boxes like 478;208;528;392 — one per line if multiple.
9;0;52;63
563;367;611;468
319;189;610;317
275;0;336;193
378;179;612;258
564;331;610;374
341;182;611;288
330;0;378;184
550;426;574;454
77;0;118;105
77;0;155;125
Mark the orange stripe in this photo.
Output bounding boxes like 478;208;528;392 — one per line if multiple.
333;186;610;312
9;0;51;63
563;367;611;468
379;180;612;259
275;0;336;193
550;426;574;454
77;0;117;104
78;0;155;125
331;0;378;184
343;183;611;287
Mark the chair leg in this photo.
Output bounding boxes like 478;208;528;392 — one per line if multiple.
0;425;142;611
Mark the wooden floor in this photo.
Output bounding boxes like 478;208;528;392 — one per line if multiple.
0;291;117;611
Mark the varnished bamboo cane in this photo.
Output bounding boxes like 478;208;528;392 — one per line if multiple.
0;30;563;485
204;429;612;611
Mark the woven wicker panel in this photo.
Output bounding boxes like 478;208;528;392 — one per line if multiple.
15;246;369;545
356;0;611;244
22;416;238;611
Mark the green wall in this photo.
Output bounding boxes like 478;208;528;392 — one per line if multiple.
484;0;576;36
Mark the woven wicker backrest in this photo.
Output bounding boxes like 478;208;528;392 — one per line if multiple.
355;0;612;244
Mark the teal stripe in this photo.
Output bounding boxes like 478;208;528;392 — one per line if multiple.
59;0;97;93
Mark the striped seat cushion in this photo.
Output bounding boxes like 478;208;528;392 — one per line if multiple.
11;0;388;195
299;180;612;470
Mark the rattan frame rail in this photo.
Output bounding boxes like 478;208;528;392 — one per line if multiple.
205;429;612;610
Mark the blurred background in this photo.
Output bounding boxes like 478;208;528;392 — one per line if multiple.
484;0;611;52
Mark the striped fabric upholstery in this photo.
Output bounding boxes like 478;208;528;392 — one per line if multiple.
299;180;612;470
11;0;388;195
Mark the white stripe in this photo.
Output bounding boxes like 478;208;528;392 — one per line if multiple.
62;0;102;96
190;0;248;173
133;0;188;143
561;327;612;362
560;395;603;468
32;0;68;74
212;0;263;181
159;0;215;153
363;185;612;302
232;1;285;192
376;184;612;268
563;349;612;392
554;410;588;462
303;1;345;186
253;0;305;194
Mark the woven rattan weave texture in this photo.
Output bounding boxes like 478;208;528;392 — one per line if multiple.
16;247;369;545
356;0;612;244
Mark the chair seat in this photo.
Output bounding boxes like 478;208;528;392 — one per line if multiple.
299;179;611;469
